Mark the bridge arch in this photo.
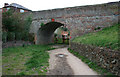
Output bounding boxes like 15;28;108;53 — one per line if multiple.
36;21;64;44
27;2;118;45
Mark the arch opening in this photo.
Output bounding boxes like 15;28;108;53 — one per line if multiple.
36;22;64;44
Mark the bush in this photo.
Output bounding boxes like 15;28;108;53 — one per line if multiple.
28;34;34;42
94;26;101;30
7;32;15;41
15;32;22;40
54;33;57;37
2;32;7;43
2;10;33;42
40;22;44;27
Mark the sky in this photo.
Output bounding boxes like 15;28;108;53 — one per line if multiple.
0;0;119;11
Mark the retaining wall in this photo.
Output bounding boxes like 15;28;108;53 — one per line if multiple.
70;42;120;76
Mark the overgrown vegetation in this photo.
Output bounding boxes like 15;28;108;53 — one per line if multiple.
54;37;69;45
72;24;119;50
60;26;68;31
2;9;33;43
68;48;118;77
2;45;54;75
40;22;45;27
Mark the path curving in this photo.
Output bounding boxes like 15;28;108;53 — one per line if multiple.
47;46;98;75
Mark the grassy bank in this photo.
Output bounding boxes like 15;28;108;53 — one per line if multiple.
72;24;119;50
2;45;54;75
68;48;118;76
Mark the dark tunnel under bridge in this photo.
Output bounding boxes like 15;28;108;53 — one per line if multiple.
36;22;64;44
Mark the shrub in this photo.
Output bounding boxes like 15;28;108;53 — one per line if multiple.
7;32;15;41
94;26;101;30
2;9;33;42
2;32;7;43
40;22;44;27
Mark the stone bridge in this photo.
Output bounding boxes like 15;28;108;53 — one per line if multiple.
24;2;119;44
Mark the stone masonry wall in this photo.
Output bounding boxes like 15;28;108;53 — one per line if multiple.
25;2;119;39
30;2;119;20
70;42;120;76
64;15;118;38
22;2;119;44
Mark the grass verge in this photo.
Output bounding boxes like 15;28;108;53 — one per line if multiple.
68;48;119;77
2;45;55;75
72;24;119;50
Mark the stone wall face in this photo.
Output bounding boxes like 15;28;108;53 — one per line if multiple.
27;2;119;39
70;42;120;76
64;15;118;38
31;2;118;20
23;2;119;44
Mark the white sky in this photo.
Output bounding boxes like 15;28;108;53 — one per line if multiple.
0;0;119;11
